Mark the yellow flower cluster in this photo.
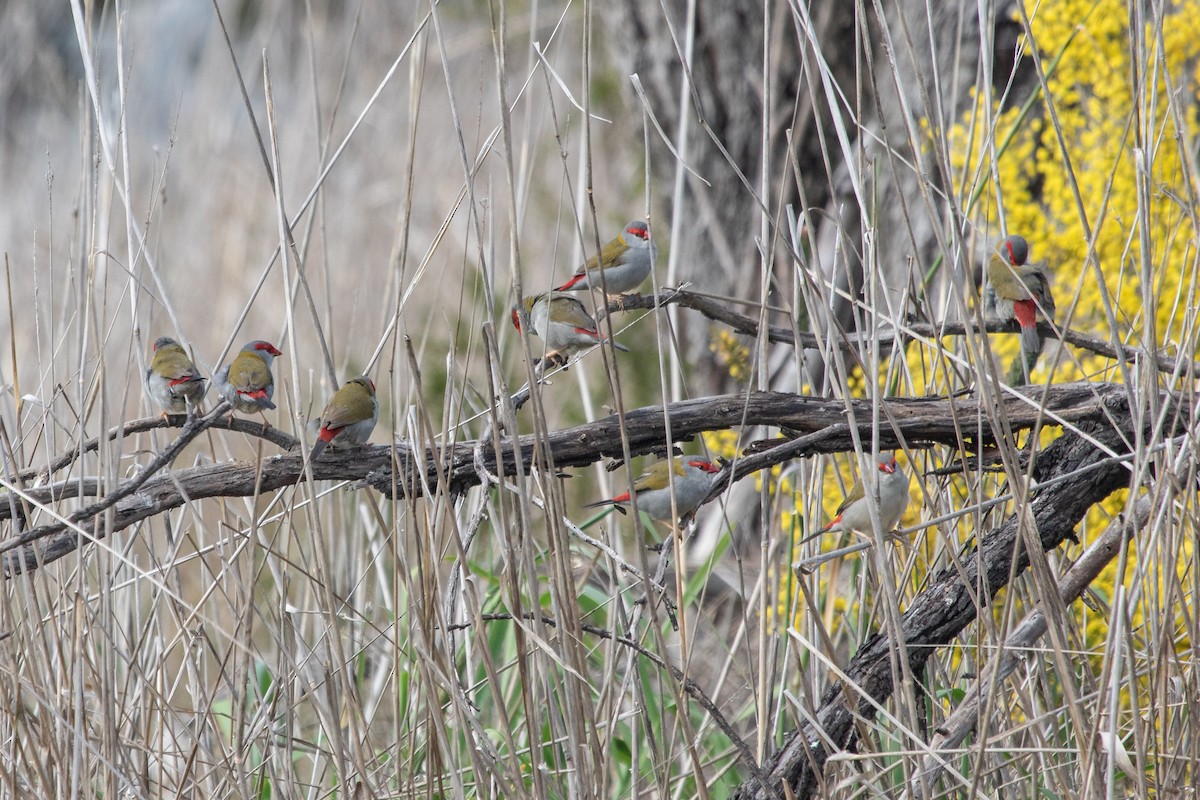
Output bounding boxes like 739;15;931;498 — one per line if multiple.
695;3;1200;668
736;0;1200;652
944;0;1200;386
937;0;1200;681
709;329;752;382
700;429;741;464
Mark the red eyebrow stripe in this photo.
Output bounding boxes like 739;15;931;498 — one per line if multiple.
1006;241;1024;265
1013;299;1037;327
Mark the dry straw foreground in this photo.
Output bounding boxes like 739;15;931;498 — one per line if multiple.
1;1;1198;798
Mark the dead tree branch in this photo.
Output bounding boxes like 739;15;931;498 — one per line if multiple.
730;390;1186;799
24;410;299;483
908;495;1153;794
1;381;1153;577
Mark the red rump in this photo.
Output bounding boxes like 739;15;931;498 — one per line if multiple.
1013;299;1038;327
557;273;586;290
318;426;338;442
610;492;631;504
169;377;195;387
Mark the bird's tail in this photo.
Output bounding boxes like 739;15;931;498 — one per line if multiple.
246;389;277;410
1018;322;1044;364
309;426;336;461
1012;300;1045;383
555;273;586;292
609;340;630;353
583;493;630;513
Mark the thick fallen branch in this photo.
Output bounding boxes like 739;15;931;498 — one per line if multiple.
730;388;1184;799
1;381;1142;576
908;495;1152;795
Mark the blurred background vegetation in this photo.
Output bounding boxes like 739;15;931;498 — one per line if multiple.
1;0;1198;797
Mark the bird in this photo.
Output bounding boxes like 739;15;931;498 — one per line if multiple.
511;292;629;362
984;234;1056;379
309;375;378;460
214;340;283;425
554;219;656;296
144;336;207;416
820;453;910;535
583;457;720;523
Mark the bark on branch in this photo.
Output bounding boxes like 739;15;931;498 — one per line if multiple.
730;390;1184;799
2;381;1148;577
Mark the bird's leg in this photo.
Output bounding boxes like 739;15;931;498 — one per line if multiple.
257;411;272;434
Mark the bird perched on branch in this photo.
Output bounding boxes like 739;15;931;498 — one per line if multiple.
309;376;378;460
821;453;910;535
554;219;656;296
511;292;629;363
145;336;207;417
584;457;720;523
984;234;1056;381
215;340;283;426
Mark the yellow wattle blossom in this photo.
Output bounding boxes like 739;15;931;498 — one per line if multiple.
700;429;740;463
944;0;1200;388
709;329;752;383
935;0;1200;715
708;0;1199;664
732;0;1200;688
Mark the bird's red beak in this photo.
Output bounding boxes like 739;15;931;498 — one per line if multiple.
880;458;897;474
